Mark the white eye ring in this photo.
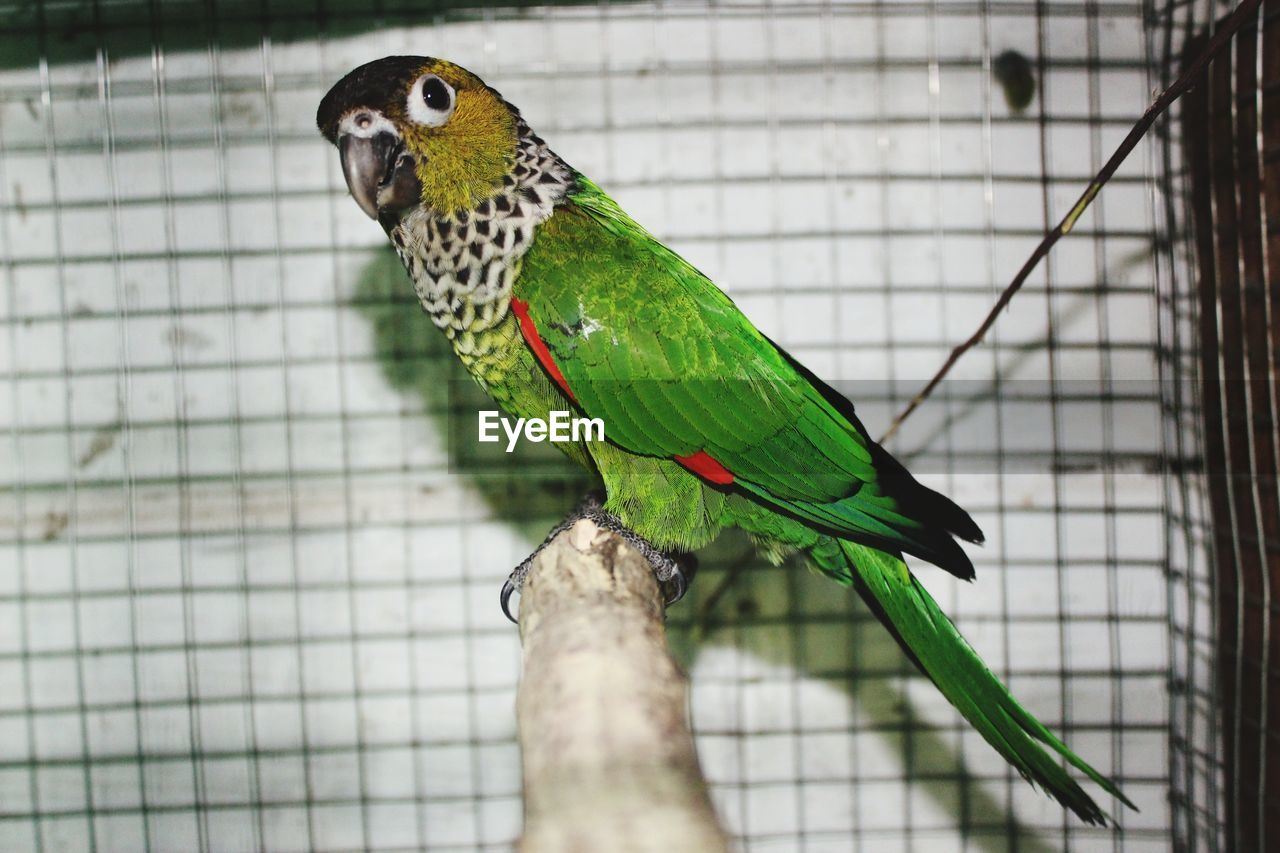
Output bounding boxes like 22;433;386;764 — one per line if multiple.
406;74;456;127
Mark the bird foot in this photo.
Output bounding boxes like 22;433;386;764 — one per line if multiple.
500;491;695;624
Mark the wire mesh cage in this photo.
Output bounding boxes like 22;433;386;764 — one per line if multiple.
0;0;1252;850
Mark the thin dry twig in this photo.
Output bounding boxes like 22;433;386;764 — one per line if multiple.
880;0;1262;444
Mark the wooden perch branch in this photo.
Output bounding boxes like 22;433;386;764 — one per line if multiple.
514;518;730;853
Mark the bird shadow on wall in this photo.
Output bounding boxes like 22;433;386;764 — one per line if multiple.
353;247;1058;852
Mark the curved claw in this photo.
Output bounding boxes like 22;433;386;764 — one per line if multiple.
664;567;688;607
500;578;519;625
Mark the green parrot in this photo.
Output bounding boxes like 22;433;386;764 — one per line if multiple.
317;56;1133;825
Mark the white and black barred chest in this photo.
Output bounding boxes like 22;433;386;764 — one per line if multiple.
389;122;574;363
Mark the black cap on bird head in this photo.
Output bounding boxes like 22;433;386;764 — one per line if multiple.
316;56;427;143
317;56;521;224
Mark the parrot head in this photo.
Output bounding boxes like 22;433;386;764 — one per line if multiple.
317;56;519;223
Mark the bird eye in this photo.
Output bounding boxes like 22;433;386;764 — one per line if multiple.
407;73;456;127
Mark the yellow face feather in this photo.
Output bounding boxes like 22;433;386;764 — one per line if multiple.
394;60;518;214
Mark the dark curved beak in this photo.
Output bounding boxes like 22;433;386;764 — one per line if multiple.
338;131;422;222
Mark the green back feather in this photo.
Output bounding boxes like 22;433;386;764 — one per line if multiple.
520;176;973;573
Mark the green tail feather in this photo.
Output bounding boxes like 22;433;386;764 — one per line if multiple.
812;537;1136;825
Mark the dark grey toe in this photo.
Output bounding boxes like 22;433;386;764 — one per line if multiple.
499;492;696;624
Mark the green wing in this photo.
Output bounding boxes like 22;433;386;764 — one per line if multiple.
518;175;981;577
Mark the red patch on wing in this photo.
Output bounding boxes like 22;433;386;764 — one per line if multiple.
674;450;735;485
510;297;576;402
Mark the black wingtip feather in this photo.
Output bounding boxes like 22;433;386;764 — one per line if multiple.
898;519;977;581
869;441;986;548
